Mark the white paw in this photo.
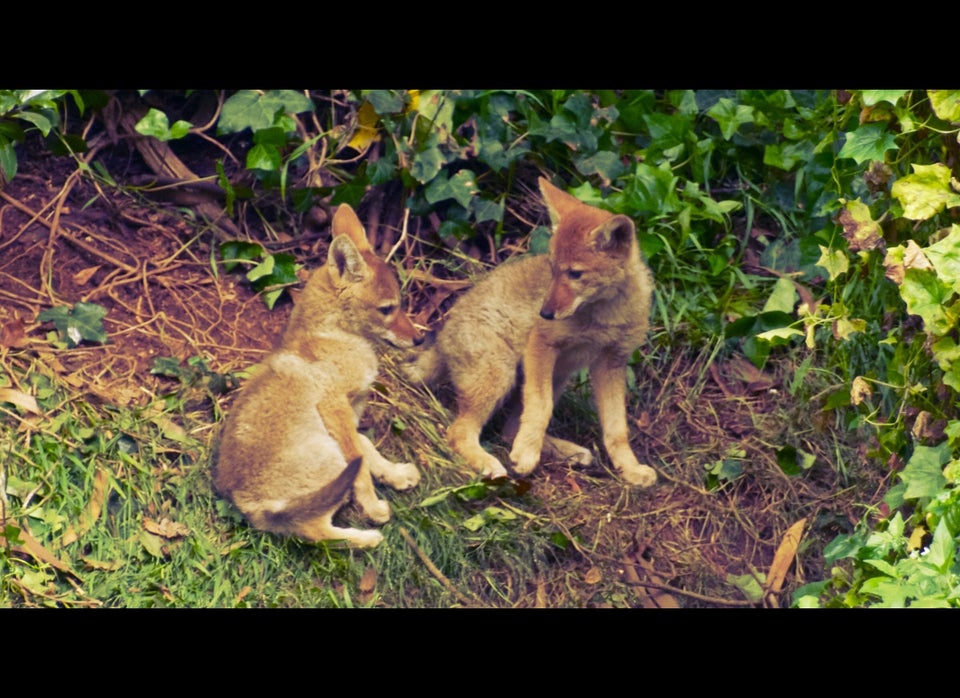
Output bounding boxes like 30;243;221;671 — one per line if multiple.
363;499;392;524
478;454;509;480
351;529;385;548
509;447;541;476
381;462;421;491
620;463;657;488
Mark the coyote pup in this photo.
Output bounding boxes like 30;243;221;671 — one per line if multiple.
213;204;423;548
407;177;657;487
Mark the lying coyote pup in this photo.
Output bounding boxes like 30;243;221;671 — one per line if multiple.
213;204;423;548
407;177;657;487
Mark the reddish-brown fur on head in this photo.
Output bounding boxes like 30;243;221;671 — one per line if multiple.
538;178;637;320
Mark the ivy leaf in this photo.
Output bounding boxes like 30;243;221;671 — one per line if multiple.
218;90;314;135
838;124;898;164
37;302;108;347
891;163;960;221
706;98;755;140
134;108;192;142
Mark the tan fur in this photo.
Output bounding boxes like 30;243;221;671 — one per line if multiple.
406;177;657;487
213;204;423;548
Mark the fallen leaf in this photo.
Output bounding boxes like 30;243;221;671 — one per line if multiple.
565;476;581;494
72;265;101;285
62;466;111;546
764;518;807;605
143;517;190;539
235;586;253;604
0;317;28;348
10;520;77;577
359;566;377;593
584;567;602;585
0;388;41;415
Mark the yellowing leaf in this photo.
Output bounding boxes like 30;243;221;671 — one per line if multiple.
891;163;960;221
817;245;849;281
765;518;806;603
584;567;602;584
851;376;872;405
347;101;381;152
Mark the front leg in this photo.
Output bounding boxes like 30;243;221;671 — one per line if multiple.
359;433;420;491
510;329;558;475
589;354;657;488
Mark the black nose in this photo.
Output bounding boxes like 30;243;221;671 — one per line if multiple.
540;309;555;320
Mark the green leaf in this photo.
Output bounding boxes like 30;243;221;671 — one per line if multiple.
134;108;192;142
761;277;798;314
861;90;909;107
0;140;17;181
901;442;950;500
424;169;479;208
838;124;898;164
246;143;281;172
218;90;314;135
706;98;755;140
37;302;109;347
924;224;960;294
891;163;960;220
900;267;956;335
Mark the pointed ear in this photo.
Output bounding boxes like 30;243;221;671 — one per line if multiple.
590;215;636;255
331;204;372;252
327;235;369;285
539;176;583;228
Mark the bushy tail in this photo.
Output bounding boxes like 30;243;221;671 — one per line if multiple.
400;329;445;386
263;456;362;527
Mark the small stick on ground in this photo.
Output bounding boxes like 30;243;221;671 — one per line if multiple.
398;526;480;607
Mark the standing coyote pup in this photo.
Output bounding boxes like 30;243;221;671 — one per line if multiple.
407;177;657;487
213;204;423;548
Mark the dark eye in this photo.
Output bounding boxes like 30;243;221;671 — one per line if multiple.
566;269;583;280
378;305;396;316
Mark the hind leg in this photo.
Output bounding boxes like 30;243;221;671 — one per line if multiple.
291;512;384;548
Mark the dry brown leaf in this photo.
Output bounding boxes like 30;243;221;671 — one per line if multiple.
62;466;110;546
143;517;190;539
565;476;581;494
72;265;101;285
235;586;253;604
359;566;377;593
765;518;807;601
0;387;41;415
0;317;28;348
10;520;77;576
584;567;602;585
